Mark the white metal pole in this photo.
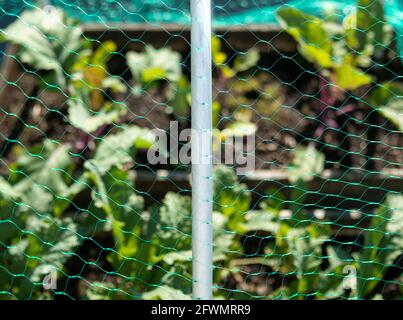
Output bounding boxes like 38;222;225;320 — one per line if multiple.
191;0;213;300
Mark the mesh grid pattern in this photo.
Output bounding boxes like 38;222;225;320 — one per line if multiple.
0;0;402;300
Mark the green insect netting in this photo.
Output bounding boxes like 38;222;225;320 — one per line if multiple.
0;0;402;300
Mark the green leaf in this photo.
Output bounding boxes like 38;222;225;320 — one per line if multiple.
87;166;143;225
212;36;227;65
2;214;78;299
85;282;120;300
244;210;279;234
1;7;85;89
212;36;236;78
156;192;192;251
86;165;147;277
141;67;167;84
10;141;74;214
127;45;182;92
369;82;403;106
53;175;88;218
159;211;234;266
357;193;403;298
212;212;236;262
85;165;144;242
368;82;403;130
316;264;349;300
233;48;260;73
169;76;190;119
288;229;322;269
378;100;403;131
161;250;192;265
286;228;324;296
14;141;71;192
259;188;286;213
368;82;403;131
26;215;79;282
0;177;23;243
0;176;21;200
333;62;372;90
212;101;221;128
299;44;333;68
355;0;391;55
381;194;403;266
69;40;123;111
67;97;127;133
85;125;155;174
213;165;251;231
326;245;354;269
276;7;332;68
288;145;325;184
102;77;127;94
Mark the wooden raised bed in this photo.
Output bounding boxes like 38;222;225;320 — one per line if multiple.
1;24;402;224
134;168;403;206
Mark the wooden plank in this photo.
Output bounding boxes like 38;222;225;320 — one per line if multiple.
82;23;282;33
133;168;403;209
82;23;296;52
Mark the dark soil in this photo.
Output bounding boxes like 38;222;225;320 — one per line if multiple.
123;87;173;131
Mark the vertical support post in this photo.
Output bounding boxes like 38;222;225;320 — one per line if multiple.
191;0;213;300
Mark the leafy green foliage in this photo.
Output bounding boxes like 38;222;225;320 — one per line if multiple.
354;0;392;56
213;37;285;139
277;7;332;68
0;214;78;299
70;41;124;110
213;165;251;232
68;40;127;133
0;7;86;90
155;192;192;252
1;8;128;134
212;36;259;79
356;194;403;299
127;45;182;95
287;145;325;184
239;145;370;299
287;146;325;217
1;5;401;301
244;191;403;300
276;6;373;91
83;190;192;296
168;76;191;119
67;98;127;134
332;60;372;91
0;123;155;299
7;141;76;216
0;177;24;244
368;82;403;131
85;125;155;174
84;166;248;298
377;100;403;131
126;45;191;120
243;206;347;299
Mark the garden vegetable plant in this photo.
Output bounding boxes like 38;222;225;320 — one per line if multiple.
0;3;402;300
